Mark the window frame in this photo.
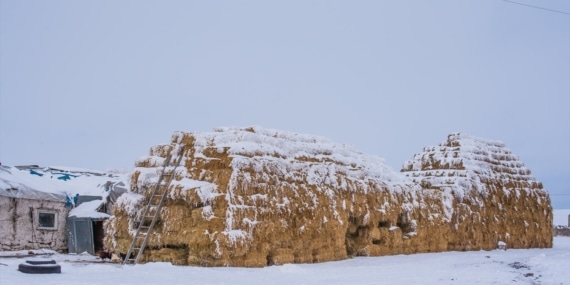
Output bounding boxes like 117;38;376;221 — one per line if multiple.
37;210;58;230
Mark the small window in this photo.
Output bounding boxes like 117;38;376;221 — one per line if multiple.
38;211;57;230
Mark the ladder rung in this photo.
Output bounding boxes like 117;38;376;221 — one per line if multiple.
124;151;185;265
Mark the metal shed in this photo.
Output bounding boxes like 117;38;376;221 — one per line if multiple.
66;196;108;255
67;217;106;255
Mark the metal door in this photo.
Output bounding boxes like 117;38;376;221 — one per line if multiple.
67;218;94;255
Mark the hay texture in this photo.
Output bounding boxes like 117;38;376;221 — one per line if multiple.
400;133;552;251
105;128;552;267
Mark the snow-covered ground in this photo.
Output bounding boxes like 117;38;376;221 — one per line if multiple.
1;210;568;285
0;237;567;285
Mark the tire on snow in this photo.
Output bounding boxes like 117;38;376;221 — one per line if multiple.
18;262;61;274
25;260;57;265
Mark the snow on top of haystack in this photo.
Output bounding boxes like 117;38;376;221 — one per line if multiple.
0;165;127;203
182;126;403;184
161;126;406;242
400;132;546;220
402;132;541;193
444;133;536;181
131;126;403;204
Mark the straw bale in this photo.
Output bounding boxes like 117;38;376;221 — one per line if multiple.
104;128;552;267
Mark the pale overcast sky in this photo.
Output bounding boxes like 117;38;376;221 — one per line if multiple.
1;1;568;208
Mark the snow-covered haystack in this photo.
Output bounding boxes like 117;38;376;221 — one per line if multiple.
105;128;552;267
401;133;552;250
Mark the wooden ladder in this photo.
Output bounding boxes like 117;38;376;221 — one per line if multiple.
123;147;185;265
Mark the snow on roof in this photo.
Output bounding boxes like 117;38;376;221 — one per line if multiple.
69;199;110;219
0;165;128;203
